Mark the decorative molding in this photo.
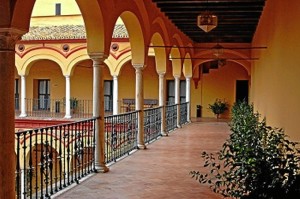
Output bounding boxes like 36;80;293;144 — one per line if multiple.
0;28;25;51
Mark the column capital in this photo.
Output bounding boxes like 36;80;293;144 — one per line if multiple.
0;28;26;51
174;75;181;79
89;53;108;63
158;72;166;77
132;63;145;69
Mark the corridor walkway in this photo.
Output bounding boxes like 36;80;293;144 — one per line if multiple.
55;119;230;199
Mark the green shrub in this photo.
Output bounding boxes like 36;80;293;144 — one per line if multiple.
208;98;228;118
190;101;300;198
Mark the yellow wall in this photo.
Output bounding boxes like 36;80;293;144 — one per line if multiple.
190;62;249;118
26;60;65;99
118;62;136;101
32;0;81;17
144;57;159;100
251;0;300;141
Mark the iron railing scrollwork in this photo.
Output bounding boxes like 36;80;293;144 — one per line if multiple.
15;102;190;198
105;111;139;164
180;102;188;125
15;118;96;199
166;104;177;132
144;107;162;144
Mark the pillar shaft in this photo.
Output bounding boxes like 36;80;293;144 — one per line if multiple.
186;77;191;122
91;54;109;173
19;75;27;117
159;73;167;136
134;65;146;149
174;76;181;127
64;75;71;118
113;75;119;115
0;29;23;199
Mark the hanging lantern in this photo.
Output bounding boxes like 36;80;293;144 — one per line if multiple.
197;11;218;32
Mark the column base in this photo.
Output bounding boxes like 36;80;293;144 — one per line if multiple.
19;113;27;117
161;131;168;136
95;164;109;173
137;144;147;149
64;115;72;119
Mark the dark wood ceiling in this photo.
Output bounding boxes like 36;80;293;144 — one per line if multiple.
152;0;266;44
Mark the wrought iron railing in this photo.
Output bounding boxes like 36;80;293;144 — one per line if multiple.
104;111;139;164
165;104;178;132
14;100;190;197
180;102;188;125
144;107;162;144
15;118;97;199
22;98;93;118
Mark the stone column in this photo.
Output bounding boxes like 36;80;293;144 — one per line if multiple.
134;65;146;149
19;75;27;117
64;75;71;118
0;29;23;199
113;75;119;115
174;76;181;128
159;72;167;136
91;54;109;173
186;77;191;122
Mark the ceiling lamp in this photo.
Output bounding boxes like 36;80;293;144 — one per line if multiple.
197;11;218;32
212;43;223;57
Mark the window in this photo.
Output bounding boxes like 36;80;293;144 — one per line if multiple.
38;80;50;110
167;80;186;105
104;80;113;112
55;3;61;15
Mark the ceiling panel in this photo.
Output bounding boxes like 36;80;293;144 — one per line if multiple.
152;0;266;43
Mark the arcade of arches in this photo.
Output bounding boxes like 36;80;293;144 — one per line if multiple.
1;0;300;198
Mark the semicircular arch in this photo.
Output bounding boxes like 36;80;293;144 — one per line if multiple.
183;53;193;78
20;51;66;76
150;32;167;74
194;49;251;75
120;11;145;66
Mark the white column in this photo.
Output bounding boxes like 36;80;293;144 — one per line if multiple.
64;75;71;118
21;169;25;199
19;75;27;117
134;65;146;149
159;73;167;136
186;77;191;122
113;75;119;115
91;55;109;173
174;76;181;127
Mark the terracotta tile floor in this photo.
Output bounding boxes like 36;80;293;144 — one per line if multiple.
54;119;230;199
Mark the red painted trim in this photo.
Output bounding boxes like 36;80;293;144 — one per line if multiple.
16;45;87;59
15;118;71;129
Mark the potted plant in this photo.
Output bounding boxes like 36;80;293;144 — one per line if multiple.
190;101;300;198
70;97;78;113
208;98;228;119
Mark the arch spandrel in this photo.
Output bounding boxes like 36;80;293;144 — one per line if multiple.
75;0;107;54
120;11;145;66
170;47;182;77
67;53;91;76
104;53;130;77
183;53;193;78
150;32;167;74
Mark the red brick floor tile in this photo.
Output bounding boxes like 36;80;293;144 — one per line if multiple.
55;119;230;199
